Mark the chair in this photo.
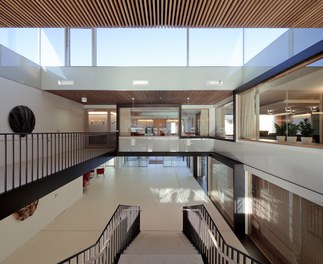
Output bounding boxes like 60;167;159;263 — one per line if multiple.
96;167;105;177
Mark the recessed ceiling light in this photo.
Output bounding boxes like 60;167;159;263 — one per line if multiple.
88;111;107;115
206;80;223;86
58;80;74;85
133;80;149;86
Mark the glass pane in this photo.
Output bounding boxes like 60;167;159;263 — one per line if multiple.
256;57;323;146
97;28;186;66
189;28;243;66
181;109;209;137
119;107;179;136
215;98;234;140
209;157;234;225
250;175;323;263
71;29;92;66
0;28;39;64
40;28;65;66
244;28;288;63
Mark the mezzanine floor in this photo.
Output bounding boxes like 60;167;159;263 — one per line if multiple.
3;160;247;264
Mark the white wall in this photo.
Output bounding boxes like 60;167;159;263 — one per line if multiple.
0;77;85;133
0;77;86;261
214;139;323;207
0;177;83;262
42;66;242;91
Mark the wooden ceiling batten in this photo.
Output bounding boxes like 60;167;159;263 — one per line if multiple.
277;1;307;27
0;0;322;27
151;0;156;26
128;0;138;27
160;0;164;26
120;0;134;25
183;0;194;27
173;0;181;26
234;0;262;27
167;0;173;26
138;0;147;27
144;1;152;27
208;0;225;27
108;0;122;27
8;1;37;27
99;0;114;26
187;0;199;27
194;0;207;27
222;0;243;27
91;0;107;27
298;4;320;26
200;0;217;27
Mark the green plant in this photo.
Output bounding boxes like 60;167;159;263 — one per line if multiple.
287;123;299;136
274;123;286;136
298;118;314;137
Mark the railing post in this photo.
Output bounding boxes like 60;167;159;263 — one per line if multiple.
4;134;7;192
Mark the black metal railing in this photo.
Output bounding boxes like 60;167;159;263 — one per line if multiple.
0;132;116;194
58;204;140;264
183;204;264;264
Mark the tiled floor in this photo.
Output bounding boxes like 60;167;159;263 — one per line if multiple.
3;163;246;264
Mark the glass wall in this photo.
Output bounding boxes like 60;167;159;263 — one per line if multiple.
214;97;234;140
239;57;323;146
208;157;234;225
1;28;322;69
119;106;179;137
181;108;209;137
250;175;323;264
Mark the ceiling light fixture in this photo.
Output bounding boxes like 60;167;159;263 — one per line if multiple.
206;80;223;86
88;111;107;115
285;106;292;112
132;80;149;86
81;97;87;103
58;80;74;86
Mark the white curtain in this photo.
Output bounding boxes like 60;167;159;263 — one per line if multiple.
240;90;257;139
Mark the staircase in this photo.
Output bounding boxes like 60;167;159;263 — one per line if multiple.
118;231;204;264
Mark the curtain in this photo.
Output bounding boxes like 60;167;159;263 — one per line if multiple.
240;90;257;139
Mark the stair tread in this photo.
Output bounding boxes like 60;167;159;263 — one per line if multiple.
118;254;204;264
121;231;201;257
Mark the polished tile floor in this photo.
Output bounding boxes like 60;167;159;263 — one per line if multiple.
3;162;246;264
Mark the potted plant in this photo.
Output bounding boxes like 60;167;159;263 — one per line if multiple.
286;123;299;143
274;123;286;142
298;118;314;144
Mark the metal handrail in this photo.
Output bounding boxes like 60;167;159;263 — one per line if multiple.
0;132;116;195
58;205;141;264
182;205;264;264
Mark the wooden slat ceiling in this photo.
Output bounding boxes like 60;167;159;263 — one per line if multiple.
47;90;232;105
1;0;323;28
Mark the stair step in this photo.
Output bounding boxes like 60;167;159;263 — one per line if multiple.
118;231;203;263
118;254;204;264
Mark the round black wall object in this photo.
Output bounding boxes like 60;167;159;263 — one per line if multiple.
9;105;36;135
